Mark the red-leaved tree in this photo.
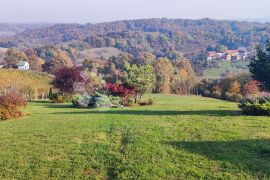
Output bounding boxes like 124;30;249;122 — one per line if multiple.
244;80;261;95
104;83;136;105
53;67;84;93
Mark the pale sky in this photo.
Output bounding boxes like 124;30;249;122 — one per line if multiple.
0;0;270;23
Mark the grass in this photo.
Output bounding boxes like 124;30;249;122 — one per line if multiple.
204;61;249;79
0;94;270;179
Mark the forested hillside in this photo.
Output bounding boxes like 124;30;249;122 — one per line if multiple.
1;18;269;78
0;23;52;37
3;18;270;55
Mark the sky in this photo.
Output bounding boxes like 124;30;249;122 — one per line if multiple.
1;0;270;24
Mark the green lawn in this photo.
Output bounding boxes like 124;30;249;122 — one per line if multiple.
0;95;270;179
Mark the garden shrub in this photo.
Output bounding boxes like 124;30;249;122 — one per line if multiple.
239;94;270;116
212;91;222;99
202;90;211;97
104;83;135;106
232;93;243;102
89;93;112;108
224;92;233;101
72;94;91;108
109;96;123;107
0;91;27;120
50;93;72;103
138;98;155;106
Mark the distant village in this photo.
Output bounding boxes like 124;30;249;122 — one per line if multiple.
207;47;252;61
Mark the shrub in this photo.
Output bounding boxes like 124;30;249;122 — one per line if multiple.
233;93;244;102
202;90;211;97
51;93;72;103
0;91;27;120
89;93;112;108
138;99;155;106
212;91;222;99
71;94;91;108
239;94;270;116
109;96;123;107
104;83;135;106
224;92;233;101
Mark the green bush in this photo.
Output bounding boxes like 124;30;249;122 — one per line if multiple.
224;92;233;101
212;91;222;99
71;94;91;108
233;93;243;102
51;93;72;103
239;95;270;116
109;96;123;107
89;93;112;108
202;90;211;97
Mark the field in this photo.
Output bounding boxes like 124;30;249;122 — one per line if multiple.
204;61;249;79
0;95;270;179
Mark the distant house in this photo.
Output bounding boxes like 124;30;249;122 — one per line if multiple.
0;60;5;69
237;47;247;54
17;61;30;70
225;50;238;56
207;51;217;61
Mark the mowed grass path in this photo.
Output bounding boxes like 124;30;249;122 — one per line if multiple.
0;95;270;179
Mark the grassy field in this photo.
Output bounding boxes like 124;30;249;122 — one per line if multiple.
204;61;249;79
0;95;270;179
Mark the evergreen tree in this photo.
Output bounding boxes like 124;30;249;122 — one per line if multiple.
249;41;270;91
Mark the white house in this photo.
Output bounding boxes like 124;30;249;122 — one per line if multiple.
17;61;30;70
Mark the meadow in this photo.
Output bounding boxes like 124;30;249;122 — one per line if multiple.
0;94;270;179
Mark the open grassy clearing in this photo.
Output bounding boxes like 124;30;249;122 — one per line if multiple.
0;94;270;179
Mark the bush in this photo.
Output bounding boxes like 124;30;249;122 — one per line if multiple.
232;93;243;102
0;91;27;120
202;90;211;97
72;94;91;108
104;83;135;106
212;91;222;99
89;93;112;108
239;94;270;116
51;93;72;103
138;99;155;106
224;92;233;101
109;96;123;107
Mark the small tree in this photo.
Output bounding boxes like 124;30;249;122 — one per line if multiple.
127;64;155;103
53;67;84;94
48;87;53;100
229;81;240;95
244;80;261;95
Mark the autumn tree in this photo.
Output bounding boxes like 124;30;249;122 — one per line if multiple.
109;53;133;71
43;50;73;74
244;80;261;95
172;59;197;94
229;81;240;95
154;58;174;93
25;49;44;71
53;67;84;93
132;51;156;65
4;48;28;68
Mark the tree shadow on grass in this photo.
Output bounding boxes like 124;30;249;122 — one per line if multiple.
44;104;74;109
50;109;241;117
164;139;270;177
